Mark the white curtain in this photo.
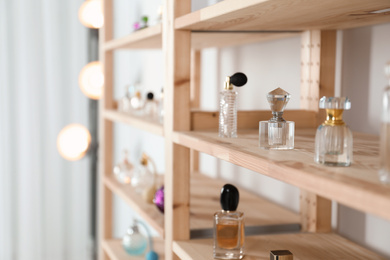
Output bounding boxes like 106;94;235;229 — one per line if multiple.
0;0;92;259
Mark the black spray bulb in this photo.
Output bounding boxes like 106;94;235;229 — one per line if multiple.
147;92;154;100
220;184;239;211
229;72;247;87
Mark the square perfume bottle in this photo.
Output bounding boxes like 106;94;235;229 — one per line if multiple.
259;88;294;150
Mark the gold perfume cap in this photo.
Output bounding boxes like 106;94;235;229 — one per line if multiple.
140;153;148;166
270;250;293;260
267;88;291;113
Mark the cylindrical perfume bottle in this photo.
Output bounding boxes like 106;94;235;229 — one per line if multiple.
315;97;353;166
379;62;390;183
113;150;134;184
213;184;245;260
219;72;247;138
259;88;295;150
144;92;158;119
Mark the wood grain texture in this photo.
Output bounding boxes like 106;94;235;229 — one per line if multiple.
300;190;331;233
173;233;385;259
172;129;390;221
190;50;201;173
102;238;165;260
191;110;318;130
103;109;164;136
175;0;390;31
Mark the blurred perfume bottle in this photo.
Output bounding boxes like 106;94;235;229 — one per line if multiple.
219;72;247;138
144;92;158;119
132;153;157;198
259;88;294;150
113;150;134;184
315;97;353;166
379;61;390;183
122;219;148;256
158;88;164;124
118;85;131;113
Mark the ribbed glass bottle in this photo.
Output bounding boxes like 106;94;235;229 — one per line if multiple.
219;90;238;138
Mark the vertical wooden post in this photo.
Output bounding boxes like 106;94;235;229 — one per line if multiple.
190;49;201;173
299;30;336;233
98;0;114;259
163;0;192;259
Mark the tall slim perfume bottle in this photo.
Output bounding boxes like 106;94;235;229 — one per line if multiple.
219;72;247;138
314;97;353;166
259;88;294;150
214;184;245;260
379;61;390;183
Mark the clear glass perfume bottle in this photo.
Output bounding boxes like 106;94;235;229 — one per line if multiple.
131;153;156;195
143;92;158;119
259;88;294;150
113;150;133;184
158;88;164;124
214;184;245;260
122;219;148;256
315;97;353;166
118;85;131;113
379;61;390;183
219;72;247;138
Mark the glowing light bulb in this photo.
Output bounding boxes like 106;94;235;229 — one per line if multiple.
79;61;104;100
57;124;91;161
78;0;104;29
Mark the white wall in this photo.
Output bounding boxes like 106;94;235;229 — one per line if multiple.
111;0;390;257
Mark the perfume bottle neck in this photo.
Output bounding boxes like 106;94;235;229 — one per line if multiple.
324;109;345;126
271;112;286;122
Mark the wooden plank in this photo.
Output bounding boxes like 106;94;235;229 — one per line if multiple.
103;109;164;136
104;25;162;50
102;238;165;260
163;0;192;259
300;190;331;233
173;233;385;259
190;49;201;173
175;0;390;31
191;110;318;130
172;129;390;221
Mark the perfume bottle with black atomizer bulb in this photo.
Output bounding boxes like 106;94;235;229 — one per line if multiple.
219;72;248;138
259;88;295;150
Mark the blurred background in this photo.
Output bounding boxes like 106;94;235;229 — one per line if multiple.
1;0;389;259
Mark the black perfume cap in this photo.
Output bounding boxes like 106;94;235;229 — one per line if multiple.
147;92;154;100
230;72;247;87
220;184;239;211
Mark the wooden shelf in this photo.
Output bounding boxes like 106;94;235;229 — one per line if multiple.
105;173;300;239
102;238;165;260
172;129;390;221
176;0;390;31
103;109;164;136
173;233;385;259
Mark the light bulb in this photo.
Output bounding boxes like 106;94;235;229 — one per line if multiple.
78;0;104;29
57;124;91;161
79;61;104;100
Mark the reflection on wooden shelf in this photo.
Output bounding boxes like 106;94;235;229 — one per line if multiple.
173;129;390;221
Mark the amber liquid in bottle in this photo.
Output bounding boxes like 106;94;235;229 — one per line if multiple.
216;222;244;249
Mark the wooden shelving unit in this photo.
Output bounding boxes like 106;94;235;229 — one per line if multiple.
98;0;390;259
103;239;165;260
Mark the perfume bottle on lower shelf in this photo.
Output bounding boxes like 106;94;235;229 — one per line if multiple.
314;96;353;166
214;184;245;260
131;153;157;200
113;150;133;184
219;72;247;138
259;88;294;150
379;61;390;183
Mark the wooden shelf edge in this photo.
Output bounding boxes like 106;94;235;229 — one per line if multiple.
103;238;165;260
173;233;385;259
172;129;390;221
103;24;162;51
103;109;164;136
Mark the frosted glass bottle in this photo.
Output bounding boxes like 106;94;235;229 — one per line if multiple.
122;219;148;256
131;153;156;195
315;97;353;166
219;73;247;138
113;150;133;184
379;62;390;183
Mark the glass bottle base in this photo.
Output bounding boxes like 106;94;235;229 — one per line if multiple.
214;249;244;259
259;121;294;150
316;159;351;167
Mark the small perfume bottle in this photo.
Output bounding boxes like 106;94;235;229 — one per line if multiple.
314;97;353;166
158;88;164;124
130;90;144;115
379;61;390;183
113;150;134;184
118;85;131;113
214;184;245;260
219;72;247;138
122;219;148;256
131;153;156;195
143;92;158;119
259;88;295;150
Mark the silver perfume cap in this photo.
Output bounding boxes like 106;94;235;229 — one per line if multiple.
267;88;291;113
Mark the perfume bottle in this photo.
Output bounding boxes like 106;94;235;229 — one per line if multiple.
113;150;133;184
219;72;247;138
314;97;353;166
379;61;390;183
144;92;158;119
214;184;245;260
131;153;156;195
122;219;148;256
118;85;131;113
158;88;164;124
130;90;144;115
259;88;295;150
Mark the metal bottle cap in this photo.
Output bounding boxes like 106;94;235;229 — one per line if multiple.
270;250;293;260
